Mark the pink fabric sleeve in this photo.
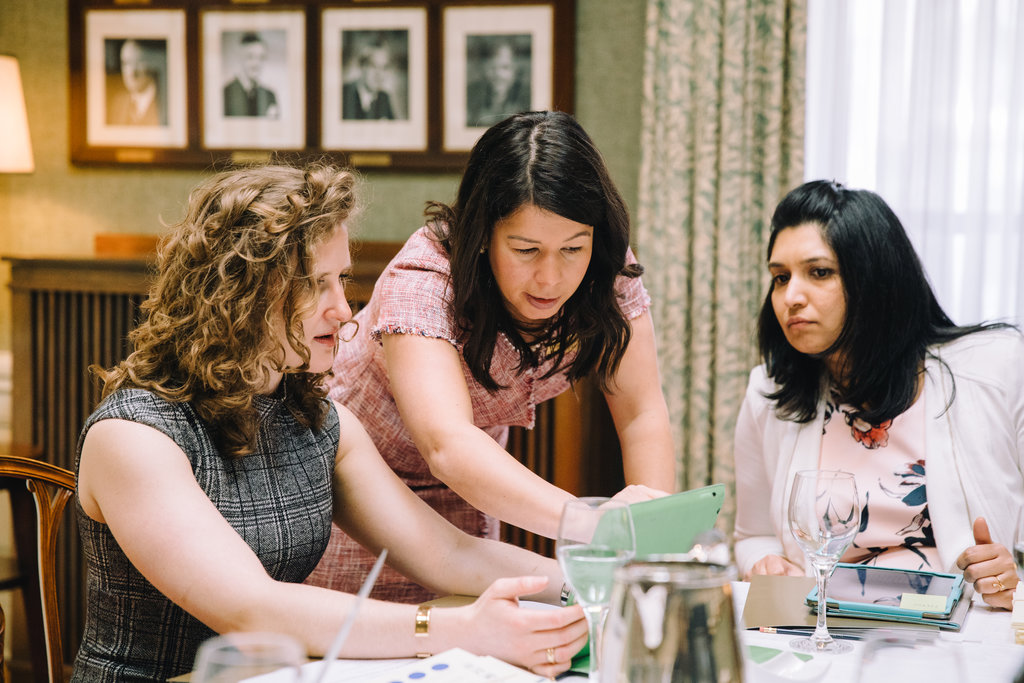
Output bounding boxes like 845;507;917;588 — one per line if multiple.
616;247;653;320
370;231;461;346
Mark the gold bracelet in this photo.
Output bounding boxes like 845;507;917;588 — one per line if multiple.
414;603;432;658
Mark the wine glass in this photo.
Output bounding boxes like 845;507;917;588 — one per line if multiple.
556;497;636;682
787;469;860;654
192;632;305;682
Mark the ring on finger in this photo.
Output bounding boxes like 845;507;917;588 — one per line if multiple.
993;576;1006;592
546;647;556;665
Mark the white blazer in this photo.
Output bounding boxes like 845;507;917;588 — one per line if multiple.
733;329;1024;577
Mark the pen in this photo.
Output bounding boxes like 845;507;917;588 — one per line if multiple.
315;548;389;683
757;627;863;641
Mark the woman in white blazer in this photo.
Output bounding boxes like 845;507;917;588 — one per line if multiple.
733;180;1023;611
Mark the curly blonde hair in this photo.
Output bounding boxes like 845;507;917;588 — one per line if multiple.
98;162;358;456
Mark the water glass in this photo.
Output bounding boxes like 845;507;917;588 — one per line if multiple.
192;632;304;683
556;497;636;681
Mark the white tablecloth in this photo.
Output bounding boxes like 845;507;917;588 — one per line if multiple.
253;581;1024;682
732;581;1024;683
526;581;1024;682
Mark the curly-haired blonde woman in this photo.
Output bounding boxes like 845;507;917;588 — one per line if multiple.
72;163;585;682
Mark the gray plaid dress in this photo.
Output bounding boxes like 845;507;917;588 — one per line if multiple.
71;388;338;682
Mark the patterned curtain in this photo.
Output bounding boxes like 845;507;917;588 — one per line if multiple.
637;0;806;530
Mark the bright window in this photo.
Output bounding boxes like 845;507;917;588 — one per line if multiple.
805;0;1024;325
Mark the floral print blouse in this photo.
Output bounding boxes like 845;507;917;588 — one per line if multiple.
818;389;940;570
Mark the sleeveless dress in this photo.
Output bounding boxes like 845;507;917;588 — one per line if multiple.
72;388;338;682
305;227;652;603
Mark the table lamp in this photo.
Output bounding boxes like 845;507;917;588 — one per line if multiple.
0;55;34;173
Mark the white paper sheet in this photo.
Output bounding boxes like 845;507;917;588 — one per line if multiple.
244;649;547;683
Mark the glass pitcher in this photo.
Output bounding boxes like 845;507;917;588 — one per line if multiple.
602;558;744;683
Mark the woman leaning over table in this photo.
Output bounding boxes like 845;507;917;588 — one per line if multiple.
305;111;676;603
733;180;1024;610
72;163;586;682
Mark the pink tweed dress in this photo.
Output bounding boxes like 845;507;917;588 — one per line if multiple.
303;227;651;603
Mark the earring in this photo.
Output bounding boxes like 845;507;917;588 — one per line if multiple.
479;245;487;254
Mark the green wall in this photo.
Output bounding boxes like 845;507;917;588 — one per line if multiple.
0;0;646;351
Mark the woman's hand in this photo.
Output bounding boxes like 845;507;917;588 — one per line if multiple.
746;554;804;581
610;484;670;505
956;517;1017;610
454;576;587;677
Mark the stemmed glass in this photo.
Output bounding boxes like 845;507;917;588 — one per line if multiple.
556;497;636;682
787;469;860;654
192;632;304;682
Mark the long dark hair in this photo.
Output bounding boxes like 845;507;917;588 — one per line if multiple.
425;111;641;391
759;180;1010;423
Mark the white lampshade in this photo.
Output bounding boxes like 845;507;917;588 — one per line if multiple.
0;55;34;173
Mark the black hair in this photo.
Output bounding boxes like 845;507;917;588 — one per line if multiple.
240;32;265;47
759;179;1011;423
426;110;641;391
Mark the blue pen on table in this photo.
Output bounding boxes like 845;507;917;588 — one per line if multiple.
314;548;389;683
757;627;863;641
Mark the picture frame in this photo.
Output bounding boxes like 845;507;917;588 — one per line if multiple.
83;9;188;150
321;6;428;153
442;4;555;152
200;9;306;150
68;1;574;170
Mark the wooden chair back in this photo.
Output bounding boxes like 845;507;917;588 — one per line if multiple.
0;455;76;683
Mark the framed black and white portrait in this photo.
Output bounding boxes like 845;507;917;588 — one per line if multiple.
201;9;305;150
83;9;187;149
321;6;428;152
442;4;554;151
69;0;574;169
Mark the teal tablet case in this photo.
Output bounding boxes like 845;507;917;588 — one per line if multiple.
591;484;726;559
805;563;966;624
630;483;725;558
